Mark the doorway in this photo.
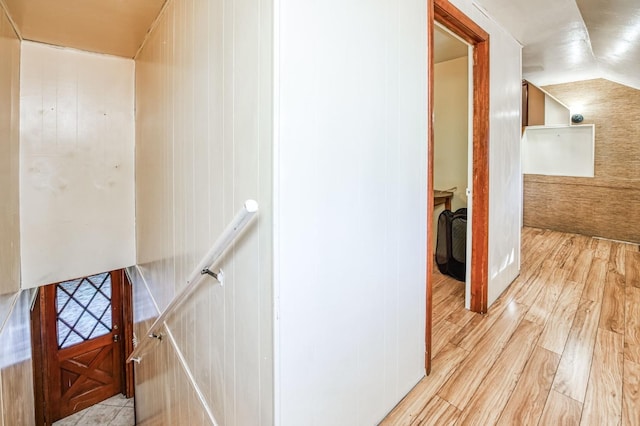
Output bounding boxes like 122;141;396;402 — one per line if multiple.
31;270;134;425
426;0;490;374
433;23;471;300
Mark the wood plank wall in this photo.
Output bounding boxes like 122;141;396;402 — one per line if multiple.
129;270;210;425
0;4;21;295
19;42;136;289
0;10;28;422
132;0;273;423
0;292;35;426
524;79;640;244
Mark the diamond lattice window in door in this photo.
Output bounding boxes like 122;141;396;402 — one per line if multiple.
56;272;113;349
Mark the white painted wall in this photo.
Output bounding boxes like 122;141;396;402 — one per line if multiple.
449;0;522;307
19;42;135;288
0;8;20;295
132;0;273;424
274;0;428;424
544;93;570;125
434;55;469;228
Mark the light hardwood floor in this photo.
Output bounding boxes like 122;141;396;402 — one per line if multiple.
381;227;640;425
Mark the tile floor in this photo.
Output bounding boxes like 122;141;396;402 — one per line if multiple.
52;394;134;425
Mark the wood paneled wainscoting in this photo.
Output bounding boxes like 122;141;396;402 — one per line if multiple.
524;175;640;244
381;227;640;425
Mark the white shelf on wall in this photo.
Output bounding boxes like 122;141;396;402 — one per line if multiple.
522;124;595;177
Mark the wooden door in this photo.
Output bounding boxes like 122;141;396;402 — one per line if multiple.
42;271;124;422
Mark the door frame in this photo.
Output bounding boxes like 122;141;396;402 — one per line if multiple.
426;0;490;373
31;269;134;425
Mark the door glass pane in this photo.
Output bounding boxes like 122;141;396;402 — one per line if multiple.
56;272;112;349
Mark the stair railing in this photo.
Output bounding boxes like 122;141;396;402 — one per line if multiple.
127;199;258;363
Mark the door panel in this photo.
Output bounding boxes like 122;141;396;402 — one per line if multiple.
44;271;123;422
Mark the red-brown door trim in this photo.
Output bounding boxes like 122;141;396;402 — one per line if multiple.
30;288;47;426
426;0;490;374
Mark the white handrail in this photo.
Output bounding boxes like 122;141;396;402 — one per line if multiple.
127;199;259;363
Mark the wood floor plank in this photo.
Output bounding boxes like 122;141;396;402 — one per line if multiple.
448;314;484;348
622;360;640;426
592;238;612;260
582;258;608;302
381;228;640;425
432;271;450;289
626;251;640;288
554;233;583;270
437;301;526;410
497;346;560;426
433;293;465;327
610;242;627;275
380;344;468;425
445;303;478;329
538;279;585;354
449;292;514;351
580;329;624;426
520;231;565;281
524;268;567;326
520;229;552;267
457;320;543;425
569;248;595;284
539;390;583;425
409;396;460;426
625;286;640;364
433;274;463;303
520;228;541;259
431;320;461;358
513;259;554;307
552;298;602;402
559;234;593;273
600;270;626;334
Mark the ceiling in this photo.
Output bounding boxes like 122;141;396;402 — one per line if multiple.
434;25;468;64
475;0;640;90
2;0;166;58
1;0;638;88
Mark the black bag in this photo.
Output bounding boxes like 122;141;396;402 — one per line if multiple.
435;208;467;281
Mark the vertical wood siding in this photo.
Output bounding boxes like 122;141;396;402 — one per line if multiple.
132;0;273;423
19;42;136;288
0;6;21;295
129;269;210;425
0;291;35;426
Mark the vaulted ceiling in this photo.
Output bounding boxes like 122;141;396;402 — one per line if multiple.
1;0;638;89
476;0;640;89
